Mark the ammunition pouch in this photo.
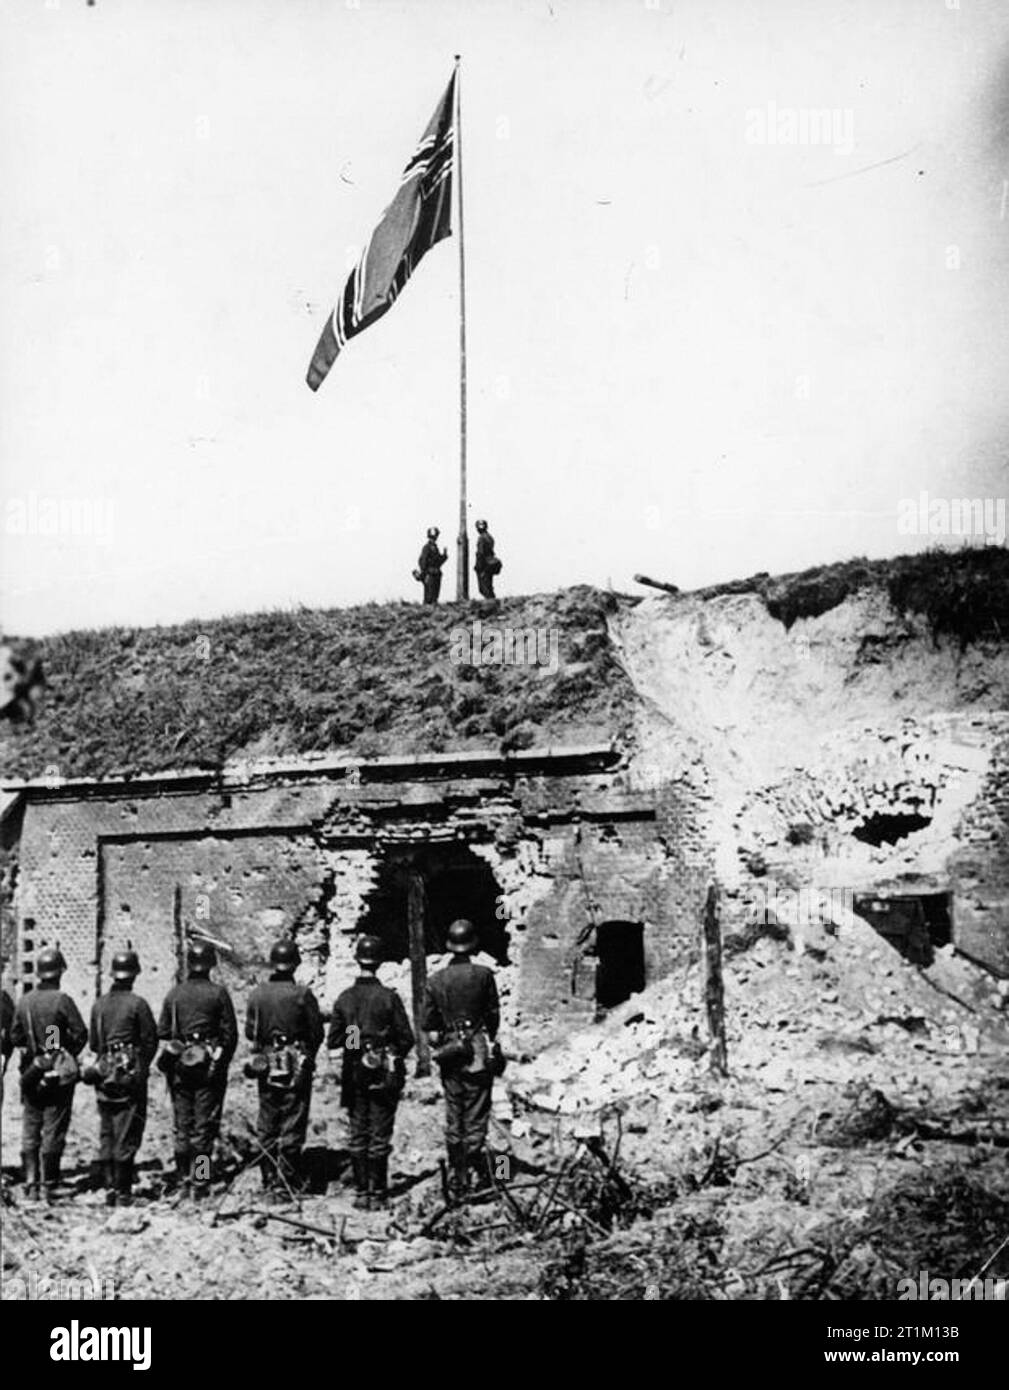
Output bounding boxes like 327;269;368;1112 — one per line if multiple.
23;1047;79;1094
435;1019;502;1077
263;1036;308;1091
243;1052;269;1081
433;1035;473;1072
95;1043;143;1102
354;1037;403;1095
434;1018;492;1074
156;1039;184;1077
178;1037;212;1084
162;1032;224;1088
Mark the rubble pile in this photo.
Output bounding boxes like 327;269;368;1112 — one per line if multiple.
506;904;1008;1144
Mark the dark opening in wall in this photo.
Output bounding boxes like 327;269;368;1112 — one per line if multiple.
359;844;508;964
852;812;932;846
594;920;645;1010
853;892;952;967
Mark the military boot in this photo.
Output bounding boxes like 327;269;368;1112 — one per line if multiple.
174;1149;192;1196
259;1154;275;1196
115;1158;134;1207
351;1154;370;1209
368;1156;389;1211
21;1150;41;1204
469;1147;494;1195
42;1152;61;1206
102;1160;117;1207
447;1142;468;1206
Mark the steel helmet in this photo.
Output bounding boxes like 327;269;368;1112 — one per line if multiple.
110;949;141;980
354;934;383;967
426;527;440;539
475;519;488;531
187;940;217;975
36;947;67;982
269;938;300;974
446;919;478;955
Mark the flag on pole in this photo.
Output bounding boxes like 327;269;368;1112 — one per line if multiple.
307;72;455;391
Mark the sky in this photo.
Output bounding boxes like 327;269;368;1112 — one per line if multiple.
1;0;1008;636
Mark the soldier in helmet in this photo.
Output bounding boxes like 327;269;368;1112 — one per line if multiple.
245;937;324;1198
157;940;238;1199
423;919;501;1202
415;526;448;606
10;947;87;1204
87;950;158;1206
328;935;414;1210
473;519;501;600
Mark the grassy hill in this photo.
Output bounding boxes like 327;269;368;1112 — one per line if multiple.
3;547;1005;782
1;587;632;780
698;545;1009;643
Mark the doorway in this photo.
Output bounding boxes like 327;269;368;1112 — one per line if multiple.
357;843;508;964
853;892;953;967
594;920;646;1010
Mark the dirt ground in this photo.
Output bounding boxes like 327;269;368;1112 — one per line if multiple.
4;913;1009;1301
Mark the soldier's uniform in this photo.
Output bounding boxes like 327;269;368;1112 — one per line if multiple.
89;954;158;1205
157;945;238;1197
11;955;87;1202
417;529;447;605
245;940;324;1195
474;521;499;599
328;935;414;1208
1;987;14;1103
423;920;501;1197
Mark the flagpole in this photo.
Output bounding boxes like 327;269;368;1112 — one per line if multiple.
454;54;469;601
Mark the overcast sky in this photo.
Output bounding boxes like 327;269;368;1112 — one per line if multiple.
2;0;1008;636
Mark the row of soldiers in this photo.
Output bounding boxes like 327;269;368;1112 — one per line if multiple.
0;918;499;1212
415;520;501;604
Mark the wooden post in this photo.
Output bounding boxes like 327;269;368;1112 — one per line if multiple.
408;870;431;1076
173;883;185;983
702;882;728;1076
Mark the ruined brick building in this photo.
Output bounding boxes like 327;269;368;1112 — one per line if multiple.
3;557;1008;1057
0;746;711;1054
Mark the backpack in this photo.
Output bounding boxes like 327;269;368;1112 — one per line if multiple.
355;1036;403;1094
22;998;79;1095
94;1010;143;1101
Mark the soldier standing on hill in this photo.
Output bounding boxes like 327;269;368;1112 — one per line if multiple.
328;934;414;1210
245;938;324;1198
11;948;87;1204
415;526;448;605
157;940;238;1200
87;950;158;1207
474;519;501;599
423;919;501;1203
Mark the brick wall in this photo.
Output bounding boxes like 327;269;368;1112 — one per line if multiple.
10;762;713;1033
15;783;338;1010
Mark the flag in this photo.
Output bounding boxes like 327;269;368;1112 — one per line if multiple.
307;71;455;391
